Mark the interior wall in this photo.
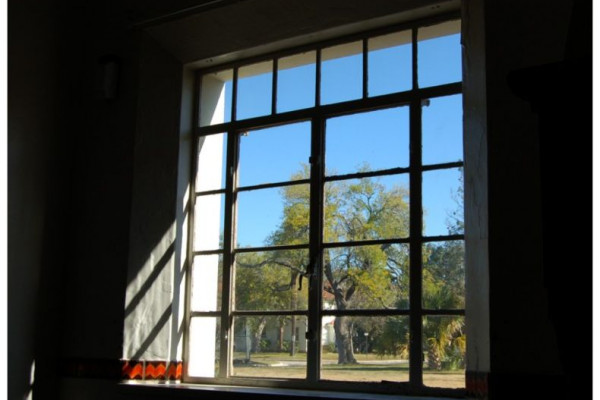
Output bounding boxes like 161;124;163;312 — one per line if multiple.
483;0;590;398
122;33;183;364
8;0;65;398
485;0;568;375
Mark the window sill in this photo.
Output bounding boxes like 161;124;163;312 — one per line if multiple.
119;381;456;400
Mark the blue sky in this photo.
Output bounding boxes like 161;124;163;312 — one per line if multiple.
204;30;463;248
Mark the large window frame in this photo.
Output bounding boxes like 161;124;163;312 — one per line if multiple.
184;12;464;398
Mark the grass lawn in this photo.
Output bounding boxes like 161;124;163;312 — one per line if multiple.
231;352;465;388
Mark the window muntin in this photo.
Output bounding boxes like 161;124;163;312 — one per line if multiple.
422;94;463;165
321;41;363;105
368;30;412;96
418;20;462;88
238;122;311;187
323;175;410;243
187;16;464;397
234;249;309;311
325;107;410;176
237;61;273;120
277;52;317;113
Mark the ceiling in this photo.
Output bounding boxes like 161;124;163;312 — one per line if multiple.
139;0;460;65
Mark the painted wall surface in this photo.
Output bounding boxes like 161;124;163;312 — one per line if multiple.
123;34;183;362
484;0;571;373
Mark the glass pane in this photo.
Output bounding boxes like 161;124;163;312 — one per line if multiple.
188;317;221;378
191;254;222;312
324;175;410;243
236;184;309;248
195;133;227;192
422;167;464;236
320;316;409;382
200;69;233;126
232;316;307;379
418;20;462;88
325;107;409;176
237;61;273;120
235;249;309;311
423;94;463;165
277;52;316;112
322;244;410;310
193;193;225;251
238;122;310;187
423;241;465;309
368;30;412;96
321;41;362;105
422;316;466;388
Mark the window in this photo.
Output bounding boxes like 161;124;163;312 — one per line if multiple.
185;15;464;397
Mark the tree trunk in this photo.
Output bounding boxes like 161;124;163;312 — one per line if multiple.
278;321;284;352
251;317;268;353
290;316;296;356
324;260;358;364
333;316;357;364
427;344;442;370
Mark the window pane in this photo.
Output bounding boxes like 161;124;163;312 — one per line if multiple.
321;41;362;105
322;244;410;310
422;316;465;388
191;254;222;312
324;175;410;243
325;107;409;176
232;316;307;379
196;133;227;192
422;95;463;165
238;122;310;187
277;52;316;112
200;69;233;126
235;249;309;311
422;168;463;237
237;61;273;120
368;31;412;96
423;241;465;309
194;193;225;251
188;317;220;378
320;316;409;382
418;20;461;88
236;184;309;248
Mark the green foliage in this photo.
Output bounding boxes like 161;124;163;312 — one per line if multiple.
323;342;337;353
259;338;272;352
423;316;466;370
235;165;464;365
423;241;465;309
372;317;409;358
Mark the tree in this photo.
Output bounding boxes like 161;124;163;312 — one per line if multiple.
373;168;465;368
421;168;465;370
265;167;410;364
234;166;464;367
235;249;309;356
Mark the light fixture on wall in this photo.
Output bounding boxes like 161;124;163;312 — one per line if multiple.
99;55;121;100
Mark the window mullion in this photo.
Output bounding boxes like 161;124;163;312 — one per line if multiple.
219;130;239;378
306;116;325;383
315;49;321;107
409;99;424;388
362;38;368;98
271;58;278;115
